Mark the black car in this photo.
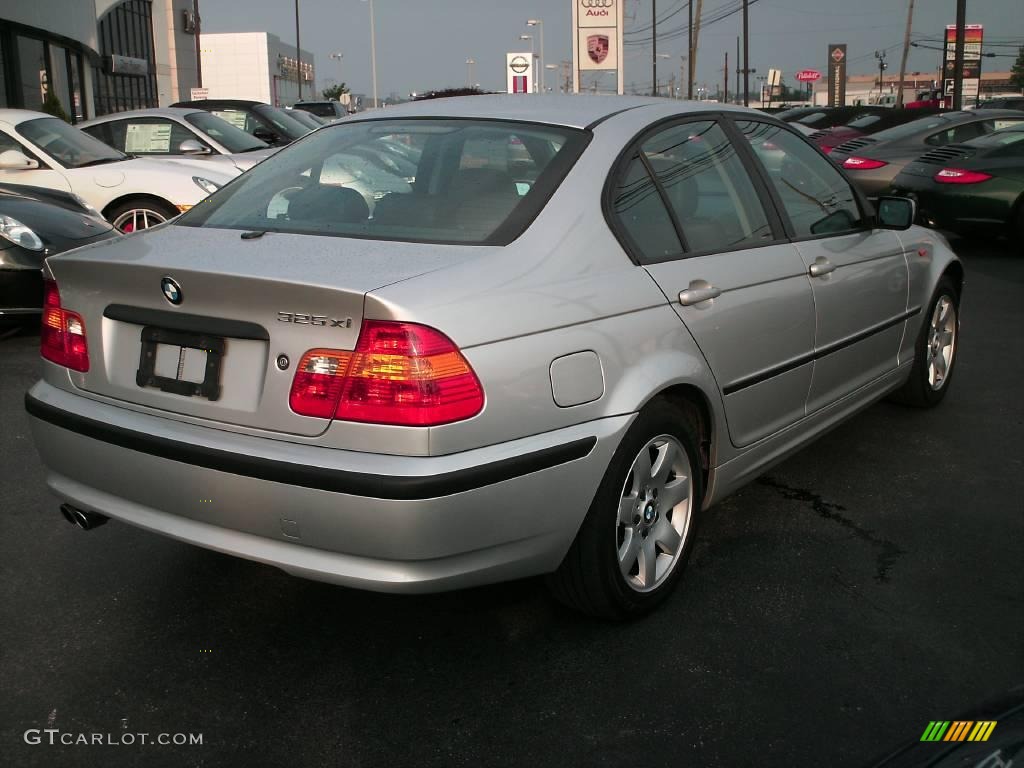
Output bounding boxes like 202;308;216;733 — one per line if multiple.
829;109;1024;197
778;105;890;133
0;185;118;324
889;123;1024;244
169;99;312;147
293;100;347;120
977;96;1024;111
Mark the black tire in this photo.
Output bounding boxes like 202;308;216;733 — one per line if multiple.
105;198;179;233
547;399;704;620
890;276;960;407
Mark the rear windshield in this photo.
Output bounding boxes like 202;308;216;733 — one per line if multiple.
252;105;311;140
296;102;341;118
178;119;589;245
846;114;883;129
870;116;950;142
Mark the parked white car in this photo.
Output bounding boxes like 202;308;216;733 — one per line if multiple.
78;108;277;173
0;110;238;233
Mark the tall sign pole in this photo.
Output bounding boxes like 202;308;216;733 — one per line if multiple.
895;0;915;107
294;0;302;100
742;0;749;106
572;0;624;94
952;0;966;110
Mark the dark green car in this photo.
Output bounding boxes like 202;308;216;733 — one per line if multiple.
889;124;1024;245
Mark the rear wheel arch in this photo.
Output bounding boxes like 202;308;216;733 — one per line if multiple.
643;383;714;492
941;259;964;299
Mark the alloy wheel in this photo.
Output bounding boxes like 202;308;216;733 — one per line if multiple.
616;434;694;593
926;295;957;391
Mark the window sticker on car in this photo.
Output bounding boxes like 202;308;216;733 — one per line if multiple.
212;111;249;131
125;123;172;153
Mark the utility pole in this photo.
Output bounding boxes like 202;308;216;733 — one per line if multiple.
652;0;658;97
681;56;686;99
294;0;302;100
724;51;728;103
895;0;915;107
692;0;703;99
952;0;966;110
687;1;694;99
874;50;887;101
735;37;740;104
742;0;749;106
193;0;202;88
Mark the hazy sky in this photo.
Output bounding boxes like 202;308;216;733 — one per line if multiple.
199;0;1024;99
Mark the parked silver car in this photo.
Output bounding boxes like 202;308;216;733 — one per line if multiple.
26;96;961;618
79;108;276;172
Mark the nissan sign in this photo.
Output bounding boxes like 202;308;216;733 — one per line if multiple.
795;69;822;83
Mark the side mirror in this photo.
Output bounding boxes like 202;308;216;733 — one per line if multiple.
0;149;40;170
876;196;916;230
178;139;212;155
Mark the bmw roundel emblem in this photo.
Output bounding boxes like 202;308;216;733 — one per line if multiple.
161;277;183;305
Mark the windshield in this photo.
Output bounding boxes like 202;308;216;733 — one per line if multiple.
297;103;341;118
871;116;950;142
253;105;310;140
177;118;589;245
287;110;326;130
846;114;884;130
184;112;267;153
965;125;1024;147
16;117;126;168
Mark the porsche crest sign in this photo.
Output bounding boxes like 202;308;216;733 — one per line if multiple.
572;0;624;93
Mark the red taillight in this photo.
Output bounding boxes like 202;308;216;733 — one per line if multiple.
933;168;993;185
40;280;89;372
842;156;888;170
289;321;484;426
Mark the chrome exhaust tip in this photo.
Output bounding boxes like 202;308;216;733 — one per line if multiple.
59;503;108;531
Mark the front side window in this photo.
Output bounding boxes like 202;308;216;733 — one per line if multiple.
641;121;772;253
17;117;125;168
184;112;267;153
738;121;864;238
178;119;588;245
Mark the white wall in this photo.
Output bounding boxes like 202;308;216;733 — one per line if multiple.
200;32;271;102
153;0;199;105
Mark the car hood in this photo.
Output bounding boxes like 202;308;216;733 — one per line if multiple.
0;194;114;241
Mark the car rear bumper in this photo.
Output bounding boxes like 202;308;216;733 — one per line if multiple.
26;381;630;592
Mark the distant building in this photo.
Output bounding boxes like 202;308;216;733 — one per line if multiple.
812;71;1017;107
199;32;315;107
0;0;200;121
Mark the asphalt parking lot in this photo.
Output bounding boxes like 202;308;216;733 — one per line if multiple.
1;238;1021;768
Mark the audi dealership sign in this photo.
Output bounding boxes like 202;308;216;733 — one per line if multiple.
572;0;624;94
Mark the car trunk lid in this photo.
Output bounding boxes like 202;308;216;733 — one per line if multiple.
46;224;480;436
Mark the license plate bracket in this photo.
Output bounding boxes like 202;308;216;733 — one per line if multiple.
136;327;225;401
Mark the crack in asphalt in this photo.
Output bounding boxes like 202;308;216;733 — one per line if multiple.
757;476;907;583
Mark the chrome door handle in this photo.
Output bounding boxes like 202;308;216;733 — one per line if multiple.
808;259;836;278
678;285;722;306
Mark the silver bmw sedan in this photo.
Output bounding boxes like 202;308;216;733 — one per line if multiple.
26;95;961;619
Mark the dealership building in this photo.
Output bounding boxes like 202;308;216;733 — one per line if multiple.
0;0;199;122
199;32;315;107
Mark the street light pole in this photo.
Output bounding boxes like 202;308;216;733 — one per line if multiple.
294;0;302;100
465;58;475;88
527;20;544;92
519;35;535;92
329;52;343;96
651;0;659;98
363;0;378;108
742;0;749;106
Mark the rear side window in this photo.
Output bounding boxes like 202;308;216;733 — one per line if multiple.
640;121;772;253
610;155;682;261
178;119;589;245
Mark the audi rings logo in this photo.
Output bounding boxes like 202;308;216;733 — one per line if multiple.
581;0;614;7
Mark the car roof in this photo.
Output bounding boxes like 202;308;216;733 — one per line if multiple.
0;108;56;126
172;99;265;109
79;107;203;126
338;94;760;129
